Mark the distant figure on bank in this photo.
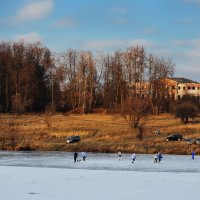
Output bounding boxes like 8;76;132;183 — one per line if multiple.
158;152;163;162
154;153;158;163
117;151;122;160
192;151;195;160
132;153;136;163
81;152;87;161
155;129;160;135
74;152;78;163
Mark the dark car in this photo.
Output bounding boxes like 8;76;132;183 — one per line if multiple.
65;136;81;144
183;138;194;145
166;134;183;141
194;138;200;144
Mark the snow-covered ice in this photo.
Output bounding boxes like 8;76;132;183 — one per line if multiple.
0;151;199;200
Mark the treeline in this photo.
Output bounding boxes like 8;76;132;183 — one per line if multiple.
0;41;175;114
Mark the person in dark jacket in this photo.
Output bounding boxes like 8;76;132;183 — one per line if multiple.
158;152;163;162
74;152;78;163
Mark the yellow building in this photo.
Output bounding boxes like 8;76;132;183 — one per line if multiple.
165;77;200;100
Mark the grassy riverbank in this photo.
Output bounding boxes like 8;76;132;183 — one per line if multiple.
0;113;200;154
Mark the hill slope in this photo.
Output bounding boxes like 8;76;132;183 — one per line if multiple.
0;113;200;154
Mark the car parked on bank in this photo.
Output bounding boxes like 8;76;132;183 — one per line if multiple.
194;138;200;144
183;138;194;145
166;134;183;141
65;136;81;144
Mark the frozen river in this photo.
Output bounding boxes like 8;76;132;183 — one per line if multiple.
0;151;199;173
0;151;200;200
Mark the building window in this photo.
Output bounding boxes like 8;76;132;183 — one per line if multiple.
198;87;200;90
178;86;180;90
188;86;190;90
183;87;185;90
193;87;195;90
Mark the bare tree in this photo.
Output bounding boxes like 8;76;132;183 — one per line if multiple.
102;51;127;112
122;95;150;128
78;51;97;114
60;49;79;110
122;46;146;97
146;55;175;114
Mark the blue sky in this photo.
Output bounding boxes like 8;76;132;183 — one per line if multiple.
1;0;200;81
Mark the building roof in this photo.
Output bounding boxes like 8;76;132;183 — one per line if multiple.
169;77;199;84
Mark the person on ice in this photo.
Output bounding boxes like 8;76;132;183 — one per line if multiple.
117;151;122;160
81;152;87;161
74;152;78;163
132;153;136;163
192;151;195;160
158;152;163;162
154;152;158;163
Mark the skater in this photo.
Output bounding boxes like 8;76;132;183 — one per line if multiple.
74;152;78;163
158;152;163;162
132;153;136;163
81;152;87;161
117;151;122;160
192;151;195;160
154;152;158;163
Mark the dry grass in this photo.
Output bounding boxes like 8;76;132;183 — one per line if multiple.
0;113;200;154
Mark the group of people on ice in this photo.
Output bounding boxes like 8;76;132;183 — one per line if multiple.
74;150;196;163
154;152;163;163
117;151;138;163
118;151;163;163
74;152;87;163
117;151;136;163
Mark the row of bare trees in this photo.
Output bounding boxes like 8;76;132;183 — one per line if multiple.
0;42;54;112
102;47;175;114
0;41;175;114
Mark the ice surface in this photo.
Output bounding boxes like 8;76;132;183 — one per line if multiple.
0;151;199;173
0;151;199;200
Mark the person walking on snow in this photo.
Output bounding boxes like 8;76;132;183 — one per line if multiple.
192;151;195;160
81;152;87;161
158;152;163;162
117;151;122;160
154;152;158;163
132;153;136;163
74;152;78;163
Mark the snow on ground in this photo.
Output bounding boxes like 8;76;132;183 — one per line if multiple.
0;151;200;200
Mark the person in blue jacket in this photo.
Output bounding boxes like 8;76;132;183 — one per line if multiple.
192;151;195;160
158;151;163;162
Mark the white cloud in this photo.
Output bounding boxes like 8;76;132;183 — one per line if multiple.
172;46;200;81
173;39;200;47
14;32;43;43
53;17;76;28
79;39;154;51
15;0;53;23
184;49;200;59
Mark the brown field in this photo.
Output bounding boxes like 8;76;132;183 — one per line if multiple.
0;113;200;154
